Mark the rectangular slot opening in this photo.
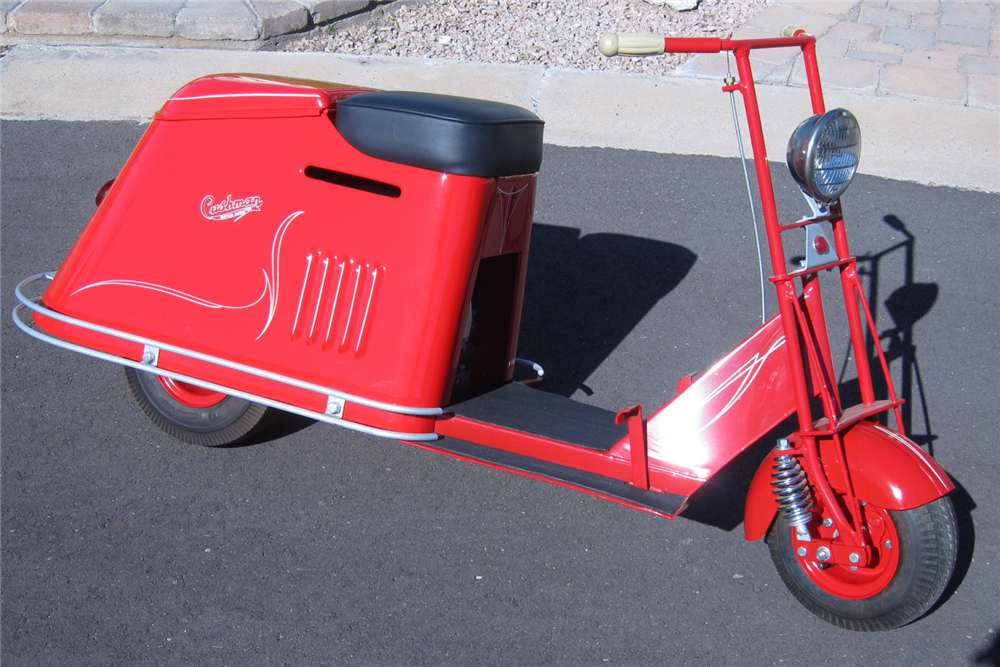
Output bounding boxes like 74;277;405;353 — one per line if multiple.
304;165;401;198
449;253;521;404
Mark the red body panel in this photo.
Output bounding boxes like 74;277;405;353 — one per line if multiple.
156;74;366;119
38;75;537;434
643;316;795;497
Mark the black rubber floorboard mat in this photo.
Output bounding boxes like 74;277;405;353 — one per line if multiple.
425;437;686;518
446;382;627;452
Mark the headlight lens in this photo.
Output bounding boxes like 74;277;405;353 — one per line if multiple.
786;108;861;203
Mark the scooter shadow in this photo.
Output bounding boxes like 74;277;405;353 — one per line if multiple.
514;222;772;534
516;223;697;398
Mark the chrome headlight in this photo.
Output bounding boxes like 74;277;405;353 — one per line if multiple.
786;108;861;203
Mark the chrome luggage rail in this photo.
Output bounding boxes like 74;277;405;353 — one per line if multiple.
13;272;442;441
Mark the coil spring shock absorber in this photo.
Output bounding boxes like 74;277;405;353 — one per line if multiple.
772;438;815;540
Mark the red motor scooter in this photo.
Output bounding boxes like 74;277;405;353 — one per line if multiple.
13;29;957;631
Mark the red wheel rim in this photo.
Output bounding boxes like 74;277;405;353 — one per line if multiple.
796;503;901;600
157;377;227;409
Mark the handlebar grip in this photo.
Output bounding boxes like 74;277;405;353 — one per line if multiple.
598;33;665;57
781;25;807;37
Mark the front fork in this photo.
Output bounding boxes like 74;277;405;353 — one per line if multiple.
771;437;873;568
765;254;881;567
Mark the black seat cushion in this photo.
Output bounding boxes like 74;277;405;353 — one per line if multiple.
335;91;544;178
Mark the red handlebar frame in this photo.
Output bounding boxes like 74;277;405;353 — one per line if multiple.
663;33;825;114
661;34;813;54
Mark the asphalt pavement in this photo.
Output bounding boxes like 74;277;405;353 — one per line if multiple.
2;0;999;662
3;118;999;666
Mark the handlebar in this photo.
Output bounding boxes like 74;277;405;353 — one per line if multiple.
597;28;811;57
598;33;721;56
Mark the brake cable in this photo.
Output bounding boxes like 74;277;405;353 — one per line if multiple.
726;49;767;326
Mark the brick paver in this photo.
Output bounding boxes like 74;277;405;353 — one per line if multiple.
857;6;912;29
881;62;968;102
909;12;939;32
849;41;906;64
902;48;961;71
882;25;936;50
940;2;992;30
827;21;882;42
792;55;881;92
961;54;1000;76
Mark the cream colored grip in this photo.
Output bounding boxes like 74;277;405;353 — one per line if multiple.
781;25;807;37
598;33;666;57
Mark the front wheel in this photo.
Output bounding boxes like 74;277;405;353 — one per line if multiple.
767;496;957;631
124;368;279;447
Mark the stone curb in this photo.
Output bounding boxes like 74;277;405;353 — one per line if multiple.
0;0;379;46
2;43;997;192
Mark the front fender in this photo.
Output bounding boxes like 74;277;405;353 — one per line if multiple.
743;421;954;541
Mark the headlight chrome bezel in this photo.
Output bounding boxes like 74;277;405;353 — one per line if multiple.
786;108;862;203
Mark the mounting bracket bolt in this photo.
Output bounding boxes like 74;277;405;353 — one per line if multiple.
326;396;345;417
141;345;159;366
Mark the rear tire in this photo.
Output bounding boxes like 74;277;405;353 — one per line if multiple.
766;496;957;631
124;368;279;446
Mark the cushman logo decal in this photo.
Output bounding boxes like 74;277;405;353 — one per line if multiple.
201;194;263;221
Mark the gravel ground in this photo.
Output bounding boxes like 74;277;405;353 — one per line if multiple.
282;0;773;76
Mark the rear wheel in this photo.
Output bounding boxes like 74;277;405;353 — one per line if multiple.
766;496;957;631
124;368;279;446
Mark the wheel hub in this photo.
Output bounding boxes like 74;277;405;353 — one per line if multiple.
157;376;227;409
794;505;901;600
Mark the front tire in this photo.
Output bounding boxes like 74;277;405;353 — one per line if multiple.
125;368;278;446
766;496;957;631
